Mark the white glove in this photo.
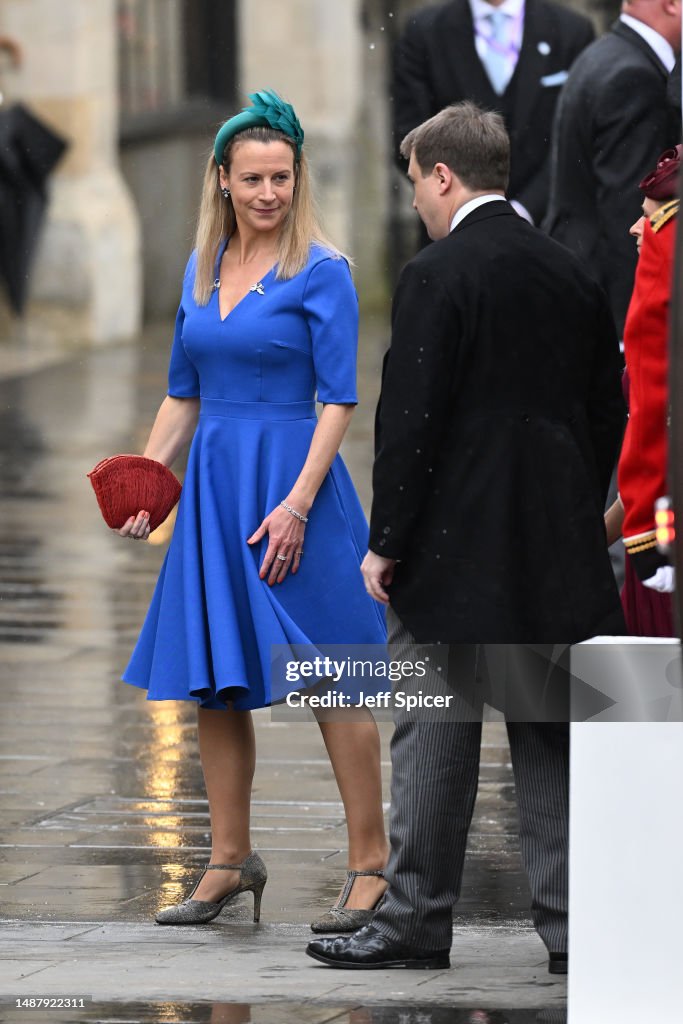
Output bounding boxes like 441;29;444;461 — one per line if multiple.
642;565;676;593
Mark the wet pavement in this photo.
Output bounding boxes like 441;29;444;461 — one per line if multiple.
0;322;565;1019
1;1001;567;1024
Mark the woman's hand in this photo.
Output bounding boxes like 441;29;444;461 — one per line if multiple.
116;510;151;541
245;404;351;585
604;496;624;548
108;397;198;544
247;505;306;585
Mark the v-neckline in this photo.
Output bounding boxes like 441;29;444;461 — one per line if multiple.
215;238;278;323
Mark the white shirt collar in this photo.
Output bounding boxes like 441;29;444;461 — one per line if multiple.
469;0;525;23
619;13;676;72
450;194;507;233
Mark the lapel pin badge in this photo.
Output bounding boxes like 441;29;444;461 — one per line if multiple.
537;41;551;55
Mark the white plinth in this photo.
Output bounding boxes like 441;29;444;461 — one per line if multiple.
569;638;683;1022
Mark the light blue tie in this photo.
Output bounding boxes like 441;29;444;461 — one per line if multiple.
482;10;511;95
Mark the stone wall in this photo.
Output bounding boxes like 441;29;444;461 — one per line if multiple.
0;0;142;347
239;0;363;257
120;136;204;321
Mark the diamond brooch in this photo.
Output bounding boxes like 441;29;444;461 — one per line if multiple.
212;280;265;295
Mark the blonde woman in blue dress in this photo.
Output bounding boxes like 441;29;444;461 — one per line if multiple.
117;92;388;932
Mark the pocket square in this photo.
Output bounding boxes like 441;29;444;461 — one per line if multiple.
540;70;569;87
87;454;182;532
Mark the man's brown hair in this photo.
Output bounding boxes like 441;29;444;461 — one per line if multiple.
401;101;510;192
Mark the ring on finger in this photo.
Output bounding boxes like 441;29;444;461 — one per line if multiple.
276;553;287;562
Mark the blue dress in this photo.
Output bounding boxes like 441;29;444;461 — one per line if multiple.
123;243;386;710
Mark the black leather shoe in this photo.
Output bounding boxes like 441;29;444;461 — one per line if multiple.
548;952;568;975
306;924;450;970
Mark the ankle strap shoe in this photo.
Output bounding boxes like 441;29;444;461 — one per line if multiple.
155;851;267;925
310;868;386;933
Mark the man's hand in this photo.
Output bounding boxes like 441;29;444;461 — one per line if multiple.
642;565;675;594
361;550;397;605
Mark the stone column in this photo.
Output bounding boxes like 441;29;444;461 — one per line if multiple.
239;0;363;257
0;0;141;346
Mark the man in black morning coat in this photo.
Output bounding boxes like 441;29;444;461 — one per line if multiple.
392;0;595;227
307;102;625;974
544;0;681;336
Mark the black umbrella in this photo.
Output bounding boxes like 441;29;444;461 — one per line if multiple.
0;102;67;313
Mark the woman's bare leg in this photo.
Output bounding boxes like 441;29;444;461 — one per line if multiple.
317;712;389;909
191;706;255;901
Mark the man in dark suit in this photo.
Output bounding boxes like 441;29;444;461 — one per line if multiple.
307;102;625;973
392;0;595;227
544;0;681;336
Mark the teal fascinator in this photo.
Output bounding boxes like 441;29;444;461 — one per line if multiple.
214;90;305;165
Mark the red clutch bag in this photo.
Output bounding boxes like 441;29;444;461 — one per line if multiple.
87;455;182;532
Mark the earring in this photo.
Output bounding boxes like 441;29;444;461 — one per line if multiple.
221;187;230;199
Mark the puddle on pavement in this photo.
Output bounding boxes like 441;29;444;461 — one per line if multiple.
0;1003;567;1024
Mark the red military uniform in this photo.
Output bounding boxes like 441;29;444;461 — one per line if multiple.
616;144;680;634
618;197;677;635
619;199;678;556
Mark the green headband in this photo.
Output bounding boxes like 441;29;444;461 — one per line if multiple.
214;89;304;165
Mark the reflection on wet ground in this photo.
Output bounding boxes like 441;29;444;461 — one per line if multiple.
0;325;563;1013
1;1002;567;1024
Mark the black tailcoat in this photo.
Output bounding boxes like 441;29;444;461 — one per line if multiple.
543;21;680;337
391;0;595;225
369;202;626;644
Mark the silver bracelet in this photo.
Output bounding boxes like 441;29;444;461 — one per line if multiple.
280;500;309;523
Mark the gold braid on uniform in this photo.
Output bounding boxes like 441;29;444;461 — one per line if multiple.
624;531;658;554
650;199;679;233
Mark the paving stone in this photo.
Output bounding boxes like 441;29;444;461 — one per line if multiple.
0;923;564;1011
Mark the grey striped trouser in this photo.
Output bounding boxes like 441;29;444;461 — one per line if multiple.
371;607;569;954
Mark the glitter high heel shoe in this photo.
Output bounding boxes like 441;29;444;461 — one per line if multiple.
155;851;267;925
310;868;385;933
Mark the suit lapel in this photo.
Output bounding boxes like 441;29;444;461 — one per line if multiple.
507;0;548;126
611;19;669;76
443;0;499;107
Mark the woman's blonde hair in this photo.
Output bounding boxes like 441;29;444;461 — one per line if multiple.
193;126;345;305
